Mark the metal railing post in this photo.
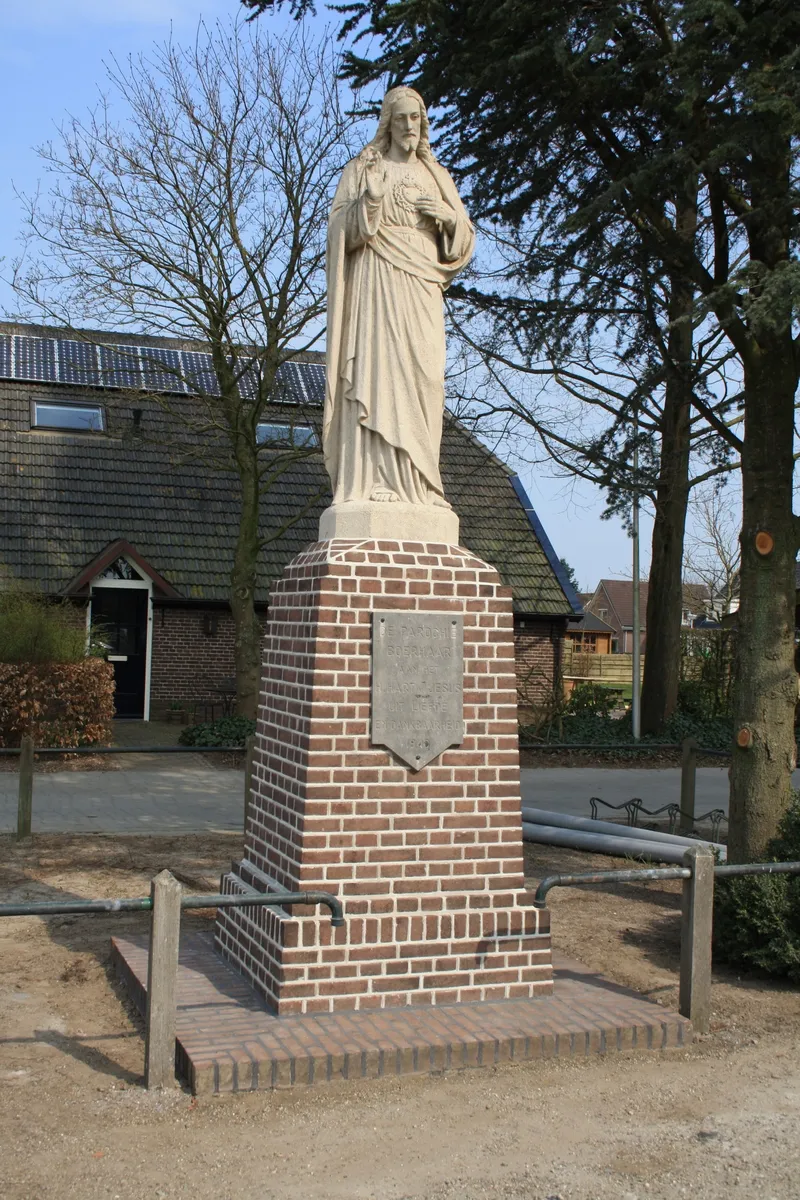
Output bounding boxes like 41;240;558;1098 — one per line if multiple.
144;870;182;1089
679;845;715;1034
16;735;34;841
679;736;698;835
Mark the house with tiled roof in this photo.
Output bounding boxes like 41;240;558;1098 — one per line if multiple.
584;579;648;654
0;322;581;720
565;609;615;654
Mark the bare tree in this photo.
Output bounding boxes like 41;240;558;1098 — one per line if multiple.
683;487;742;618
12;20;359;717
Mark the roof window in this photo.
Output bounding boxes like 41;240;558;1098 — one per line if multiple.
256;422;316;448
98;556;144;581
32;400;104;432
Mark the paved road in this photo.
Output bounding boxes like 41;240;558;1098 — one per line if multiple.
521;766;738;819
0;760;246;834
5;760;800;835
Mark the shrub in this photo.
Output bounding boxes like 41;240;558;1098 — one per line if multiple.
0;659;115;747
178;715;256;747
662;710;733;750
676;679;717;720
680;628;734;717
564;682;618;719
0;589;94;664
519;709;734;752
713;794;800;982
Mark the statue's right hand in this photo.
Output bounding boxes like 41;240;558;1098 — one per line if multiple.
363;150;387;201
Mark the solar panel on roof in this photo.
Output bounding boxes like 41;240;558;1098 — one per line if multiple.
299;362;325;405
140;346;186;393
58;339;101;387
0;335;11;379
233;357;262;400
180;350;220;396
274;362;305;404
99;344;144;390
15;336;57;382
2;331;325;403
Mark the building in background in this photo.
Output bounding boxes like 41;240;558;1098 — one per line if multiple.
680;581;724;627
0;323;581;721
565;610;615;654
582;579;648;654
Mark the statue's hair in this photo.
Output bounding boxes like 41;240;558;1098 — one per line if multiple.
362;87;435;164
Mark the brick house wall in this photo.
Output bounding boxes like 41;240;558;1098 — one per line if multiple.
149;605;266;716
514;617;565;717
148;604;566;721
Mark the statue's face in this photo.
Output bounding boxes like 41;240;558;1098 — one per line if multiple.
389;96;422;154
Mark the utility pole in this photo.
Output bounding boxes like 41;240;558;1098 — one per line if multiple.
631;417;641;740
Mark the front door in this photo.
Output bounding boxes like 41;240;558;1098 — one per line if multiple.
91;588;148;717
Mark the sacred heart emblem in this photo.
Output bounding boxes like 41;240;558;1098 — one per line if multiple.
392;172;427;214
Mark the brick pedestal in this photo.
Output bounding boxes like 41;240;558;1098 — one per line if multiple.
214;539;552;1015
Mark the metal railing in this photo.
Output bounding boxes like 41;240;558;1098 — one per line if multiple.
0;743;244;755
0;889;344;924
520;741;685;751
519;739;740;758
3;851;799;1086
533;852;800;1035
0;874;343;1089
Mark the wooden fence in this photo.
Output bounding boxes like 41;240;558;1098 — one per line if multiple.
562;646;643;691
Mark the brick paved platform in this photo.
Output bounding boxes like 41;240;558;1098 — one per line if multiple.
112;932;691;1095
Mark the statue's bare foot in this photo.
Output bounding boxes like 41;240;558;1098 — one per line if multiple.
370;487;400;503
431;495;452;509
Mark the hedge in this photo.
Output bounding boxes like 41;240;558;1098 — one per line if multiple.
0;659;115;748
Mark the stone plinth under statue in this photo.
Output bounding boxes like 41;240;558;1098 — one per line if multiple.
214;536;552;1014
317;500;460;544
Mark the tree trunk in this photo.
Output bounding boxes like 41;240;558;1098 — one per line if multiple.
229;462;263;720
211;341;272;723
728;344;797;861
640;379;691;733
641;221;695;735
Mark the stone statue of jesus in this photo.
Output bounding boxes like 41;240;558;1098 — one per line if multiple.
321;87;475;539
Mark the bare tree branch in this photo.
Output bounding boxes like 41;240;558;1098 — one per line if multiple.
10;19;361;716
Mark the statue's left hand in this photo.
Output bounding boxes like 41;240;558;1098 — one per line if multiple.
415;195;457;234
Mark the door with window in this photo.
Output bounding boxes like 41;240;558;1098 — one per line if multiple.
91;588;148;717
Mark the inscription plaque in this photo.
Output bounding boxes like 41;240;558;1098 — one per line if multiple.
372;612;464;770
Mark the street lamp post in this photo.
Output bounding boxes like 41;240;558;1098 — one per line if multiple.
631;420;641;740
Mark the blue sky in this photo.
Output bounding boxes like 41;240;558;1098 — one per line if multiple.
0;1;652;592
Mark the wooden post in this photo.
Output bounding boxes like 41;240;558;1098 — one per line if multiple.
679;845;715;1034
144;870;182;1089
243;733;256;833
679;736;698;835
16;735;34;841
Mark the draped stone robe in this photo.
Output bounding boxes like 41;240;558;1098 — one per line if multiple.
324;152;475;506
